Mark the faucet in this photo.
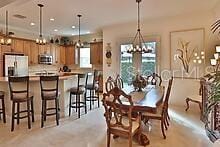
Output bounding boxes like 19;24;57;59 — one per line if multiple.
42;70;48;75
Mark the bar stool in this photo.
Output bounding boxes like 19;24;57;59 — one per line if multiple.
0;91;6;123
85;70;100;110
8;76;35;131
40;76;60;128
69;73;86;118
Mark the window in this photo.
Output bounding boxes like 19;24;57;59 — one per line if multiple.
141;42;156;75
80;48;92;68
120;44;133;85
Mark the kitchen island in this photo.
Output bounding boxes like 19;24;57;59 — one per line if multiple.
0;73;84;119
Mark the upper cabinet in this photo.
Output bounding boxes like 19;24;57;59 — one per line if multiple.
0;44;11;60
65;46;75;65
90;42;103;65
11;39;24;53
39;44;51;55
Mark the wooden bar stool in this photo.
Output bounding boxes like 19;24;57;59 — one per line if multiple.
8;76;35;131
40;76;60;128
85;70;100;110
0;91;6;123
69;73;86;118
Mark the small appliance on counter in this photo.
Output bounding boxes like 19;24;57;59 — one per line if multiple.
38;54;53;65
62;65;71;72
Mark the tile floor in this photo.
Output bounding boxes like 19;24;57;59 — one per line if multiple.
0;105;213;147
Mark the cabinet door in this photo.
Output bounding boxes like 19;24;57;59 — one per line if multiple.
23;41;32;65
90;42;103;65
0;60;3;77
65;46;75;65
98;42;103;64
60;46;66;64
12;39;24;53
55;45;61;64
30;42;39;64
0;44;11;60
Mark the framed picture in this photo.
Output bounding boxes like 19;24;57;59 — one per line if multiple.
170;28;205;79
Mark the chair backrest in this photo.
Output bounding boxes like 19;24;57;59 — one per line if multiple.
163;77;173;109
105;76;115;92
40;76;59;99
116;74;124;89
8;76;29;100
102;86;133;132
76;73;86;92
147;73;162;86
85;70;99;88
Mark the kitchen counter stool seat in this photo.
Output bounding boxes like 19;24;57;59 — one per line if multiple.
8;76;35;132
0;91;6;123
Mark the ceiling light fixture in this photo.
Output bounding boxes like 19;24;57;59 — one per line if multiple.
50;18;55;21
0;11;12;45
71;25;75;29
127;0;151;54
30;22;35;26
36;4;46;45
76;14;83;48
54;29;58;32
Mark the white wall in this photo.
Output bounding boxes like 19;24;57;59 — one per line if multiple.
102;11;218;106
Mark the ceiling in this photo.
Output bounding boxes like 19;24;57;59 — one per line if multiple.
0;0;218;37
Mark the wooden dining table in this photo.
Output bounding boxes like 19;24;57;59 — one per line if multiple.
121;85;165;145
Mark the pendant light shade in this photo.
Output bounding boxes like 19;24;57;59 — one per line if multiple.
127;0;151;54
0;11;12;46
36;4;46;45
76;14;83;48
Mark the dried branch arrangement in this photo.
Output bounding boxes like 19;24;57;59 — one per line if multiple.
176;39;197;73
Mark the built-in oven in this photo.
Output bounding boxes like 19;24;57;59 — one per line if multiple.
38;54;53;65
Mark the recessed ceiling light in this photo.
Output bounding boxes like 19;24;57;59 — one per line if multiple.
87;31;90;34
54;29;58;32
50;18;55;21
30;22;35;26
71;34;75;36
71;25;75;29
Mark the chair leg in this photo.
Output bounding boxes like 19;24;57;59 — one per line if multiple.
185;98;190;111
128;135;132;147
75;95;78;112
92;90;94;105
78;95;80;118
89;90;92;110
84;92;87;114
31;98;35;122
27;100;31;129
107;130;111;147
44;100;47;121
55;99;59;126
69;93;72;117
161;118;166;139
97;90;100;108
17;102;20;125
2;98;6;123
41;100;45;128
11;102;15;132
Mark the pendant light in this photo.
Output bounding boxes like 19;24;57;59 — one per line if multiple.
76;14;83;48
127;0;151;54
0;11;12;45
36;4;46;45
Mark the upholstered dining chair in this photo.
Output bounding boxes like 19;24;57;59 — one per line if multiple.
142;77;173;139
102;87;141;147
115;74;124;89
146;73;162;86
105;76;115;92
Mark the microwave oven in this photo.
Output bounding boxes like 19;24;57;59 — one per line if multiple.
38;54;53;65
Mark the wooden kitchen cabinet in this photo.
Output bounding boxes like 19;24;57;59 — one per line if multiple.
60;46;66;64
11;39;24;53
29;42;39;64
0;44;11;60
0;60;3;77
65;46;75;65
38;44;51;55
90;42;103;65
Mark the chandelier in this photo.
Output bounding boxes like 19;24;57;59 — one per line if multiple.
0;11;12;45
76;14;83;48
36;4;46;45
210;46;220;73
127;0;151;54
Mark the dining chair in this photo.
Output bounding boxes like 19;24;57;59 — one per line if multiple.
0;91;6;123
146;73;162;86
85;70;100;110
8;76;35;131
142;77;173;139
69;73;87;118
102;86;141;147
40;75;60;128
115;74;124;89
105;76;115;92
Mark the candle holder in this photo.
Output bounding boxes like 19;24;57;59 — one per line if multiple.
210;46;220;73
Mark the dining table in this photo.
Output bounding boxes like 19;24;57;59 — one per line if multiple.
121;85;165;146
